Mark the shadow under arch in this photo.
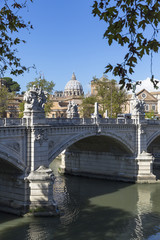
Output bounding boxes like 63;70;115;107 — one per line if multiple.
48;131;134;165
147;130;160;149
147;131;160;180
0;155;26;216
0;158;23;174
0;144;24;172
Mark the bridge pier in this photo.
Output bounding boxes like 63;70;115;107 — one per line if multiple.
135;126;156;182
24;125;59;216
23;87;59;216
26;166;58;216
136;151;156;183
0;171;30;216
131;95;156;182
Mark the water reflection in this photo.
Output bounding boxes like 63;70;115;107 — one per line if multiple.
0;159;160;239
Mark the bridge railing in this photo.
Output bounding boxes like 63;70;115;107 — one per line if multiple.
146;119;160;125
24;117;136;126
0;119;5;126
44;118;134;125
45;118;80;125
1;117;160;127
100;118;116;124
45;118;95;125
0;118;26;127
45;118;122;125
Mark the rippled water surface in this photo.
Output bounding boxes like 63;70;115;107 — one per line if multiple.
1;159;160;240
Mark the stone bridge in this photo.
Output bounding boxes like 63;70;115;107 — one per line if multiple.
0;88;160;216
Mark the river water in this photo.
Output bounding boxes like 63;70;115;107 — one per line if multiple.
1;159;160;240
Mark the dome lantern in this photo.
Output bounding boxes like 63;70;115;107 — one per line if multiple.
71;72;76;80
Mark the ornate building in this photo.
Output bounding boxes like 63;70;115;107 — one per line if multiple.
7;94;23;118
123;89;160;117
47;73;84;118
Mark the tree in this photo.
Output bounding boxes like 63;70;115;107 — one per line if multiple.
92;0;160;90
0;0;33;76
26;76;55;94
26;76;55;116
81;76;127;118
0;85;14;117
19;101;24;118
2;77;20;92
145;110;155;119
80;95;97;118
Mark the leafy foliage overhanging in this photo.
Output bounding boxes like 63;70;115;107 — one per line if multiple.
0;0;33;76
92;0;160;90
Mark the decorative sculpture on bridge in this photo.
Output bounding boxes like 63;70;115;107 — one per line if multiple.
24;85;47;111
66;100;79;118
132;97;145;114
130;91;145;123
23;86;48;119
132;83;136;94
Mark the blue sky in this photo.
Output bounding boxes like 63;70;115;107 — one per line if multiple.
6;0;160;94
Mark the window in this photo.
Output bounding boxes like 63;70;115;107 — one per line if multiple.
145;104;149;111
152;104;156;111
141;93;147;99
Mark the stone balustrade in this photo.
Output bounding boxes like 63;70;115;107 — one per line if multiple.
0;117;159;127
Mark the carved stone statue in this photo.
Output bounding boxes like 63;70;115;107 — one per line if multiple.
23;86;48;120
24;85;47;112
132;83;136;94
66;100;79;118
135;99;145;113
131;95;145;115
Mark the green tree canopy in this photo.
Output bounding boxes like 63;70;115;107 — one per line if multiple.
2;77;20;92
80;95;97;118
0;0;33;76
92;0;160;90
81;76;127;118
145;110;155;119
0;85;14;117
26;76;55;94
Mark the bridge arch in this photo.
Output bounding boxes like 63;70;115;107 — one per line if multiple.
48;131;134;164
0;143;24;172
147;130;160;150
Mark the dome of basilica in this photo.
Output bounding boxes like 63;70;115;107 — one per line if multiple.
64;73;84;97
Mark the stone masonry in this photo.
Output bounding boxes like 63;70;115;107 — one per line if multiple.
0;89;160;216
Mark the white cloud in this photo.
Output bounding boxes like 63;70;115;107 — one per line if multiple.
132;77;160;93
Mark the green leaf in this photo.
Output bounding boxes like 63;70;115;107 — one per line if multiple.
91;0;160;89
105;64;113;73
